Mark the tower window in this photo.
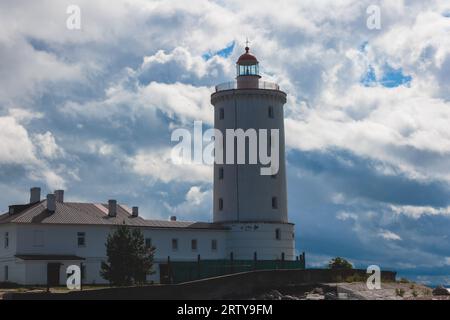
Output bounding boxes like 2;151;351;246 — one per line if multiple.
4;232;9;249
145;238;152;249
77;232;86;247
268;106;274;119
268;134;272;156
211;239;218;251
272;197;278;209
219;198;224;211
219;167;224;180
275;228;281;240
191;239;198;251
219;108;224;120
4;265;8;281
172;238;178;251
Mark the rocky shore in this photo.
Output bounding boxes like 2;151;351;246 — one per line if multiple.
251;282;450;300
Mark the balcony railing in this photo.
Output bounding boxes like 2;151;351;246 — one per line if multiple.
215;80;280;92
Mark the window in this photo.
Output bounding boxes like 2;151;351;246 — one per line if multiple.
272;197;278;209
268;134;272;156
172;239;178;251
145;238;152;249
77;232;86;247
191;239;197;251
219;167;224;180
219;108;224;120
4;266;8;281
211;239;218;251
218;198;224;211
275;228;281;240
4;232;9;249
33;230;44;247
268;106;274;119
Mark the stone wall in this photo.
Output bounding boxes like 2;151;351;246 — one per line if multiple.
5;268;396;300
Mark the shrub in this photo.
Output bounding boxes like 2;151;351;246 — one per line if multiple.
328;257;353;270
395;288;405;297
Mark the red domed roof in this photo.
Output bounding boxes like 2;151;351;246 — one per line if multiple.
237;47;258;64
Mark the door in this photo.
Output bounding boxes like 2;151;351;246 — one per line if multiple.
47;263;61;287
159;264;170;284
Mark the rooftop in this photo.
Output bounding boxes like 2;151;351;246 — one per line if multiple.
0;200;226;230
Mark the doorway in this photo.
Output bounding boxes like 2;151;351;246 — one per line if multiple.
47;263;61;287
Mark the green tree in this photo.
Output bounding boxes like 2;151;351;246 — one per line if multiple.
328;257;353;270
101;225;155;286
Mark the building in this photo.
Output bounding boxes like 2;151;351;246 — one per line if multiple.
0;46;302;286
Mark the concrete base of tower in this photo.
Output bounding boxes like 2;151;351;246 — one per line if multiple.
223;222;296;261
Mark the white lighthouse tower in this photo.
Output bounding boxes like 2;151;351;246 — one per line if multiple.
211;45;296;261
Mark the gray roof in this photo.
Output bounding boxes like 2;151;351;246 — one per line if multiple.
0;201;226;230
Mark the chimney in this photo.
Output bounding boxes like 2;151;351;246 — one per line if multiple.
108;200;117;217
132;206;139;217
169;216;177;222
47;194;56;213
30;187;41;204
55;190;64;203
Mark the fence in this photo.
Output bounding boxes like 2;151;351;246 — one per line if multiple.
215;80;280;92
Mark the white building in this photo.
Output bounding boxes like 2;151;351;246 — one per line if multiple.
0;47;299;286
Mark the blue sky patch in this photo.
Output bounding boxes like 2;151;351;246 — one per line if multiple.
380;65;412;88
202;41;235;60
361;64;412;88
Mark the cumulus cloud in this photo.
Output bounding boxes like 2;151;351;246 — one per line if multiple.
34;131;64;159
0;116;65;189
164;186;212;220
129;148;211;184
0;116;37;165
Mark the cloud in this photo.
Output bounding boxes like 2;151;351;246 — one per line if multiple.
0;116;65;189
164;186;212;220
0;116;37;165
391;205;450;219
336;211;358;221
129;148;211;184
378;229;402;241
33;131;64;159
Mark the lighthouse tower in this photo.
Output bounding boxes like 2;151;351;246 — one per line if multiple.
211;46;296;261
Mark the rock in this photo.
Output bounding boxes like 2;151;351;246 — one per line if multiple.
325;292;338;300
306;293;325;300
432;286;450;296
337;292;349;300
311;287;324;295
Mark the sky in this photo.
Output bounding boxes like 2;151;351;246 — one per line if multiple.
0;0;449;286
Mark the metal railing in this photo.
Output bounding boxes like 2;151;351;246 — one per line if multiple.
215;80;280;92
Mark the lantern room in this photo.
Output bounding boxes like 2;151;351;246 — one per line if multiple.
236;46;260;77
236;46;261;89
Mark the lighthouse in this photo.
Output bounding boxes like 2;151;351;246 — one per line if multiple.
211;45;296;261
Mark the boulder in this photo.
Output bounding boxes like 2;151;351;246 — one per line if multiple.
432;286;450;296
